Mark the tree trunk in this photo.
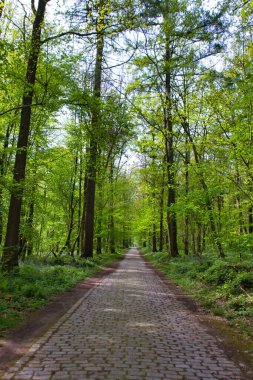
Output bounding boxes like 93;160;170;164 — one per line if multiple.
109;162;115;254
217;195;223;233
37;185;47;255
184;135;190;255
164;40;179;257
80;167;88;255
109;214;115;253
181;120;225;258
197;222;202;255
122;224;126;248
248;205;253;234
191;223;196;255
26;198;35;256
96;181;103;254
0;124;11;245
184;217;189;255
81;0;105;258
76;151;83;254
97;226;102;254
60;154;78;255
152;223;157;252
20;177;37;259
82;143;97;258
162;0;179;257
159;188;164;252
1;0;49;271
202;225;206;253
235;172;245;234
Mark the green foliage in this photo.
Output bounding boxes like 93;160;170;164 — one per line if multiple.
0;251;122;334
201;263;237;285
234;272;253;290
0;0;253;345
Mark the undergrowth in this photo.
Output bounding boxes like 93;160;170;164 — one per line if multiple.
145;250;253;337
0;251;122;335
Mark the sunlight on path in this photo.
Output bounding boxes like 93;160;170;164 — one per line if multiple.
2;249;243;380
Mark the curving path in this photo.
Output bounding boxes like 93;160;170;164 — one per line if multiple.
2;249;244;380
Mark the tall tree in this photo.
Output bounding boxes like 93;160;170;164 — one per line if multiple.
163;0;179;256
81;0;106;258
1;0;50;271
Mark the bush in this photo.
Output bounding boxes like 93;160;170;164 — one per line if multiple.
234;272;253;290
200;262;236;285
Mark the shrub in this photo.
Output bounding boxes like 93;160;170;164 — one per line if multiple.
234;272;253;290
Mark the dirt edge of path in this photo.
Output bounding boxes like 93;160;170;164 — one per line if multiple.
140;251;253;380
0;254;125;374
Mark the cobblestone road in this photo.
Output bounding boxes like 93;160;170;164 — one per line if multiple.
2;249;244;380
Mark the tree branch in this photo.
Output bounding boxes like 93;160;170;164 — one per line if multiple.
31;0;36;15
103;50;137;70
41;30;99;44
0;103;44;117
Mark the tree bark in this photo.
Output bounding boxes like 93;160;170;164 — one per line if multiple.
181;120;225;258
80;164;88;255
152;223;157;252
191;223;196;255
96;221;102;254
81;0;105;258
1;0;49;271
164;29;179;257
159;185;164;252
248;205;253;234
217;195;223;234
82;142;97;258
26;197;35;256
235;173;244;234
109;162;115;254
95;181;103;254
60;154;78;255
184;135;190;255
0;124;11;245
197;222;202;255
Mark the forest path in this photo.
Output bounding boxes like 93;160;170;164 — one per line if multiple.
2;248;245;380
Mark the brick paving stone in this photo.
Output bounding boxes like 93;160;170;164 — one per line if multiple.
1;248;245;380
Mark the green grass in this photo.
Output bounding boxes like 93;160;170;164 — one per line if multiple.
0;251;122;335
145;250;253;336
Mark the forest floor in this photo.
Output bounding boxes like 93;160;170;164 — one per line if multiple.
1;248;252;380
